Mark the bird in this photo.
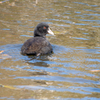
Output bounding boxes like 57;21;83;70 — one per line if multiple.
21;22;54;56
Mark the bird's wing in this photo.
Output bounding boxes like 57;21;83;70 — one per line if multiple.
21;37;47;55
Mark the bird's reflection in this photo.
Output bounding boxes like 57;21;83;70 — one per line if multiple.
25;55;53;79
25;54;53;67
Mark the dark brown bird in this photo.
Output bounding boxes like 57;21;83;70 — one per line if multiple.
21;22;54;56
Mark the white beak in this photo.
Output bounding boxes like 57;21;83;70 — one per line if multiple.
47;28;54;36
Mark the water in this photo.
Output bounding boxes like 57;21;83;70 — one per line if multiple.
0;0;100;99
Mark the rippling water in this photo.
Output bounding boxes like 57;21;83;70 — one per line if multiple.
0;0;100;99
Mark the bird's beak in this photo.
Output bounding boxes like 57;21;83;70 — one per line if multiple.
47;28;54;36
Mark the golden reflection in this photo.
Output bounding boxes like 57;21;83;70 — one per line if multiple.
0;0;100;99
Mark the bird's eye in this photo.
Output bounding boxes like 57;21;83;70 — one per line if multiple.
43;27;46;29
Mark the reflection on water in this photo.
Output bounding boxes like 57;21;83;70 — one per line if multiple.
0;0;100;99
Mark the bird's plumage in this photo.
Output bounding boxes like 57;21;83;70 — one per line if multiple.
21;23;54;56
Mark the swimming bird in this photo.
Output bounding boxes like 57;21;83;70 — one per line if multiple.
21;22;54;56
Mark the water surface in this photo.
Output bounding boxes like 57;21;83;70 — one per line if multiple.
0;0;100;99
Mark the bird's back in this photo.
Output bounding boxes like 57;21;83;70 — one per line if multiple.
21;37;52;55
